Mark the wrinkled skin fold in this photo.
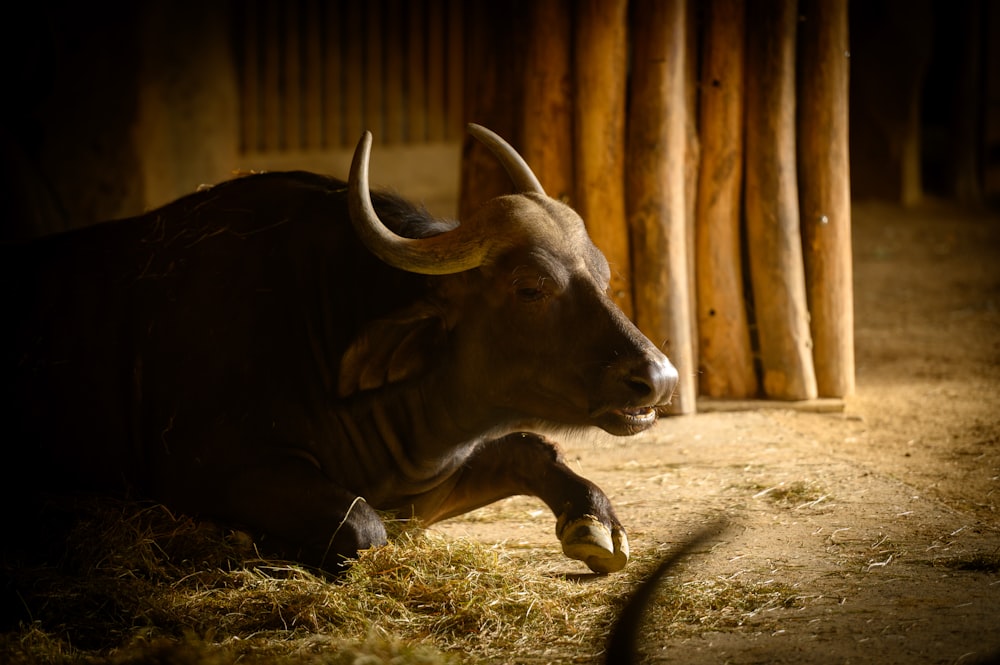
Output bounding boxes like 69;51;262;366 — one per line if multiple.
1;125;678;574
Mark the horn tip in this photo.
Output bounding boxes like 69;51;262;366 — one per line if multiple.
466;123;489;137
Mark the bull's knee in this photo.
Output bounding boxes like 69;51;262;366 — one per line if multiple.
311;501;388;571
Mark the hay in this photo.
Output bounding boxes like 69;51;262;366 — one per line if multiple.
1;497;621;663
1;497;801;663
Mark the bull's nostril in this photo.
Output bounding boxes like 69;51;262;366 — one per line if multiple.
626;377;655;399
623;359;679;403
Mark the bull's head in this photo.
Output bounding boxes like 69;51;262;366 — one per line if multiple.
345;124;678;436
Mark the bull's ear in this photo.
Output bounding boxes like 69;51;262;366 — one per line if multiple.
337;302;446;397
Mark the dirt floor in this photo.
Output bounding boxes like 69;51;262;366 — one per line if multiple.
432;199;1000;664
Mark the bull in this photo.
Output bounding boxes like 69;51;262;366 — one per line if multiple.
1;125;677;574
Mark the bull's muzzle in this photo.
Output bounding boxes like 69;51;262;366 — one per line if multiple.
623;354;679;407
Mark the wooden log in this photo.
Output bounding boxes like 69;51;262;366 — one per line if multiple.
627;0;695;415
744;0;818;400
684;3;700;379
574;0;633;317
798;0;854;398
446;0;464;141
261;0;281;151
384;0;406;145
427;0;446;141
407;1;428;142
343;2;364;144
239;0;259;153
458;1;519;220
522;0;574;203
302;0;324;150
695;0;757;398
283;0;302;150
323;0;344;148
364;1;384;140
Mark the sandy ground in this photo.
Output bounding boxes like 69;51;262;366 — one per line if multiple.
433;199;1000;664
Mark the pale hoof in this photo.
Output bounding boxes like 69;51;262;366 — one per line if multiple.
557;514;630;573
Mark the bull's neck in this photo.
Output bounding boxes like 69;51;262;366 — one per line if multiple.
375;367;510;464
329;367;516;499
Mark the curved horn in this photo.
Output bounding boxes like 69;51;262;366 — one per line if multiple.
467;123;546;195
348;130;489;275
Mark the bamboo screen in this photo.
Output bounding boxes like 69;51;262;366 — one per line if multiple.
236;0;465;154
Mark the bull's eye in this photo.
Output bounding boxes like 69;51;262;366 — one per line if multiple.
516;286;546;303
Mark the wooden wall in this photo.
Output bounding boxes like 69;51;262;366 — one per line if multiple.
461;0;854;413
237;0;465;153
216;0;860;412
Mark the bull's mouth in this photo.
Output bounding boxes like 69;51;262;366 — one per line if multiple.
598;405;659;436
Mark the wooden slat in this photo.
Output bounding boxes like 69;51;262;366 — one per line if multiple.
446;0;464;141
384;0;405;144
302;0;323;150
695;0;757;398
343;1;364;144
261;0;281;151
408;2;428;142
458;1;517;220
798;0;854;397
364;1;384;139
522;0;573;203
283;0;301;150
627;0;695;415
323;0;344;148
574;0;632;317
240;1;259;153
684;2;700;392
426;0;446;141
744;0;818;401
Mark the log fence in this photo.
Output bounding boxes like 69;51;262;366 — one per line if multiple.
459;0;854;412
237;0;854;413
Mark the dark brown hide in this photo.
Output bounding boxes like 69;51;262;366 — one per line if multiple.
2;127;676;574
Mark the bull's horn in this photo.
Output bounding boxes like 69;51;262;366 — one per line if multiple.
348;130;489;275
467;123;546;195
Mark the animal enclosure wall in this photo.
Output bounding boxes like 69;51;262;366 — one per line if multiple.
0;0;855;413
236;0;465;152
234;0;466;218
460;0;854;414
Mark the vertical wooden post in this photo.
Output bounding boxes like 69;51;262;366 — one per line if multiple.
261;1;282;151
459;1;519;219
696;0;757;398
384;0;406;144
427;0;447;141
744;0;817;400
628;0;696;414
343;2;364;145
303;0;324;150
798;0;854;397
684;7;701;382
575;0;633;317
283;0;302;149
407;2;428;142
240;0;259;153
522;0;574;203
324;0;344;148
364;2;384;140
446;0;465;141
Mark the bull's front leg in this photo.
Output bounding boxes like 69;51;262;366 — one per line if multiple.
409;433;629;573
167;455;389;573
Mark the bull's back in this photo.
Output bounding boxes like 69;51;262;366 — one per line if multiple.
2;171;435;500
2;223;146;494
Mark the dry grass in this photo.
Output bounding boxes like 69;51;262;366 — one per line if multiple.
745;480;832;510
1;498;800;664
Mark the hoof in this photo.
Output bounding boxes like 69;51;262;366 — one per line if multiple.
557;514;630;573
